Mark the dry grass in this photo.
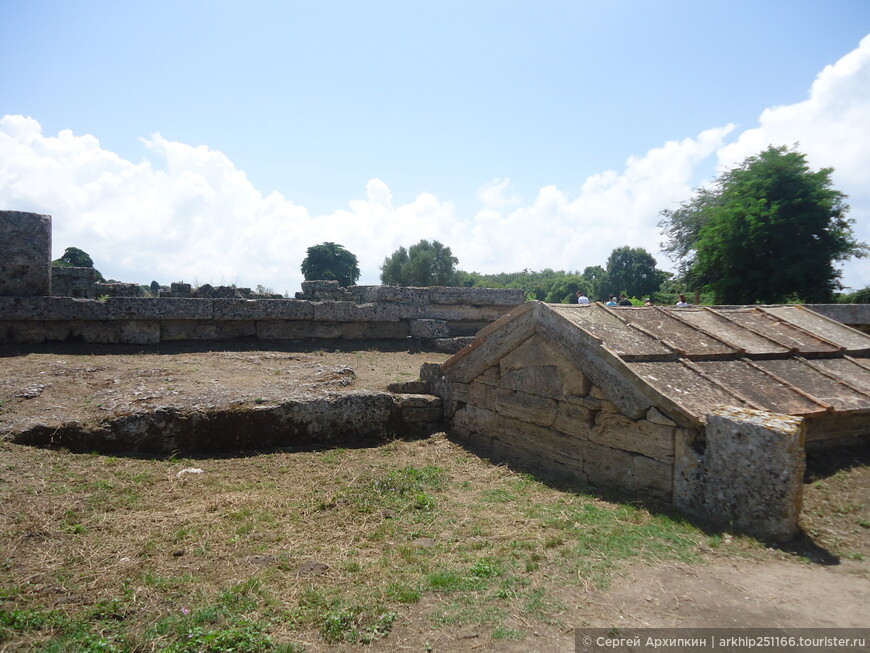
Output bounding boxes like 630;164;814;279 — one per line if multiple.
1;434;719;652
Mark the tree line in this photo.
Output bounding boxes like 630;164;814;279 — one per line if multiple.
59;145;870;305
303;146;868;304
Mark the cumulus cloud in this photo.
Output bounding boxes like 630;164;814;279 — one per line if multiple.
1;36;869;293
717;34;870;289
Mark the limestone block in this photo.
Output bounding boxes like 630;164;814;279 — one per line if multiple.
647;407;677;427
553;397;595;440
427;286;525;306
449;381;470;403
496;415;585;472
469;379;497;411
214;320;257;339
409;319;449;338
421;304;514;322
255;320;342;339
673;427;704;515
69;321;122;343
590;412;675;463
498;334;591;399
699;407;805;541
213;299;313;320
6;321;47;344
453;405;498;434
479;365;501;386
496;388;556;427
105;298;213;320
372;286;431;304
583;440;673;498
0;211;52;296
119;320;161;344
341;321;409;339
160;320;218;340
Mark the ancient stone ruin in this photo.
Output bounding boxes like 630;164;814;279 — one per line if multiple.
3;209;869;541
422;301;870;540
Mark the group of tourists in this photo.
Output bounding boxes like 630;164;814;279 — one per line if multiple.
575;291;691;307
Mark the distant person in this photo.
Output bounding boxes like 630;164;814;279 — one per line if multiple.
605;295;618;307
576;291;590;304
618;294;632;307
644;297;654;306
676;294;689;307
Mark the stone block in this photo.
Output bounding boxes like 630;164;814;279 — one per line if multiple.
697;407;805;541
119;320;161;344
409;319;449;338
341;321;408;339
0;211;52;296
498;334;591;399
427;286;525;306
160;320;218;340
583;440;673;498
213;299;313;320
496;388;557;427
553;396;595;440
469;379;497;410
5;320;47;344
214;320;257;339
312;301;399;322
453;405;499;435
590;412;675;463
647;407;677;426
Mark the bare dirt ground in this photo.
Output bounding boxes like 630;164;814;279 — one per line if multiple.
0;342;868;652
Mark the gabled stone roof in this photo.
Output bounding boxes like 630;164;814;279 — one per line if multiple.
443;302;870;425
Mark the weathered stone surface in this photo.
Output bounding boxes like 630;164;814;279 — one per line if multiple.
0;211;52;297
339;321;405;339
469;379;497;411
693;407;805;541
647;407;677;427
590;412;675;463
553;397;595;440
583;440;673;498
427;286;525;306
409;319;449;338
496;388;556;427
51;266;98;298
12;390;435;453
213;299;313;320
453;405;499;435
119;320;161;344
499;335;590;399
160;320;219;340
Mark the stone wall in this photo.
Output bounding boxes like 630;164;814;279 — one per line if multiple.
443;333;686;500
0;211;52;297
0;287;526;350
428;327;809;540
675;406;806;541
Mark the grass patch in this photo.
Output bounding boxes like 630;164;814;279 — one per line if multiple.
0;436;729;650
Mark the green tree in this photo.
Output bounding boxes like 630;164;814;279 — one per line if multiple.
52;247;105;280
300;242;361;287
605;246;661;299
380;240;459;286
660;146;867;304
581;265;610;302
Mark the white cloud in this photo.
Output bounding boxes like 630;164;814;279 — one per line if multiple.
1;36;869;295
717;34;870;290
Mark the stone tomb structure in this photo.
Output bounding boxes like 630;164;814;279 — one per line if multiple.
424;301;870;540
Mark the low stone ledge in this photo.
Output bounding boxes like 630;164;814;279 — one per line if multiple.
8;391;443;454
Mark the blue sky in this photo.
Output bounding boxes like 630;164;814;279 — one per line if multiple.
2;1;870;294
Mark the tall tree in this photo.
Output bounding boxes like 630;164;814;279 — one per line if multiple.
300;242;361;287
380;240;459;286
52;247;104;281
660;146;867;304
605;246;661;299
